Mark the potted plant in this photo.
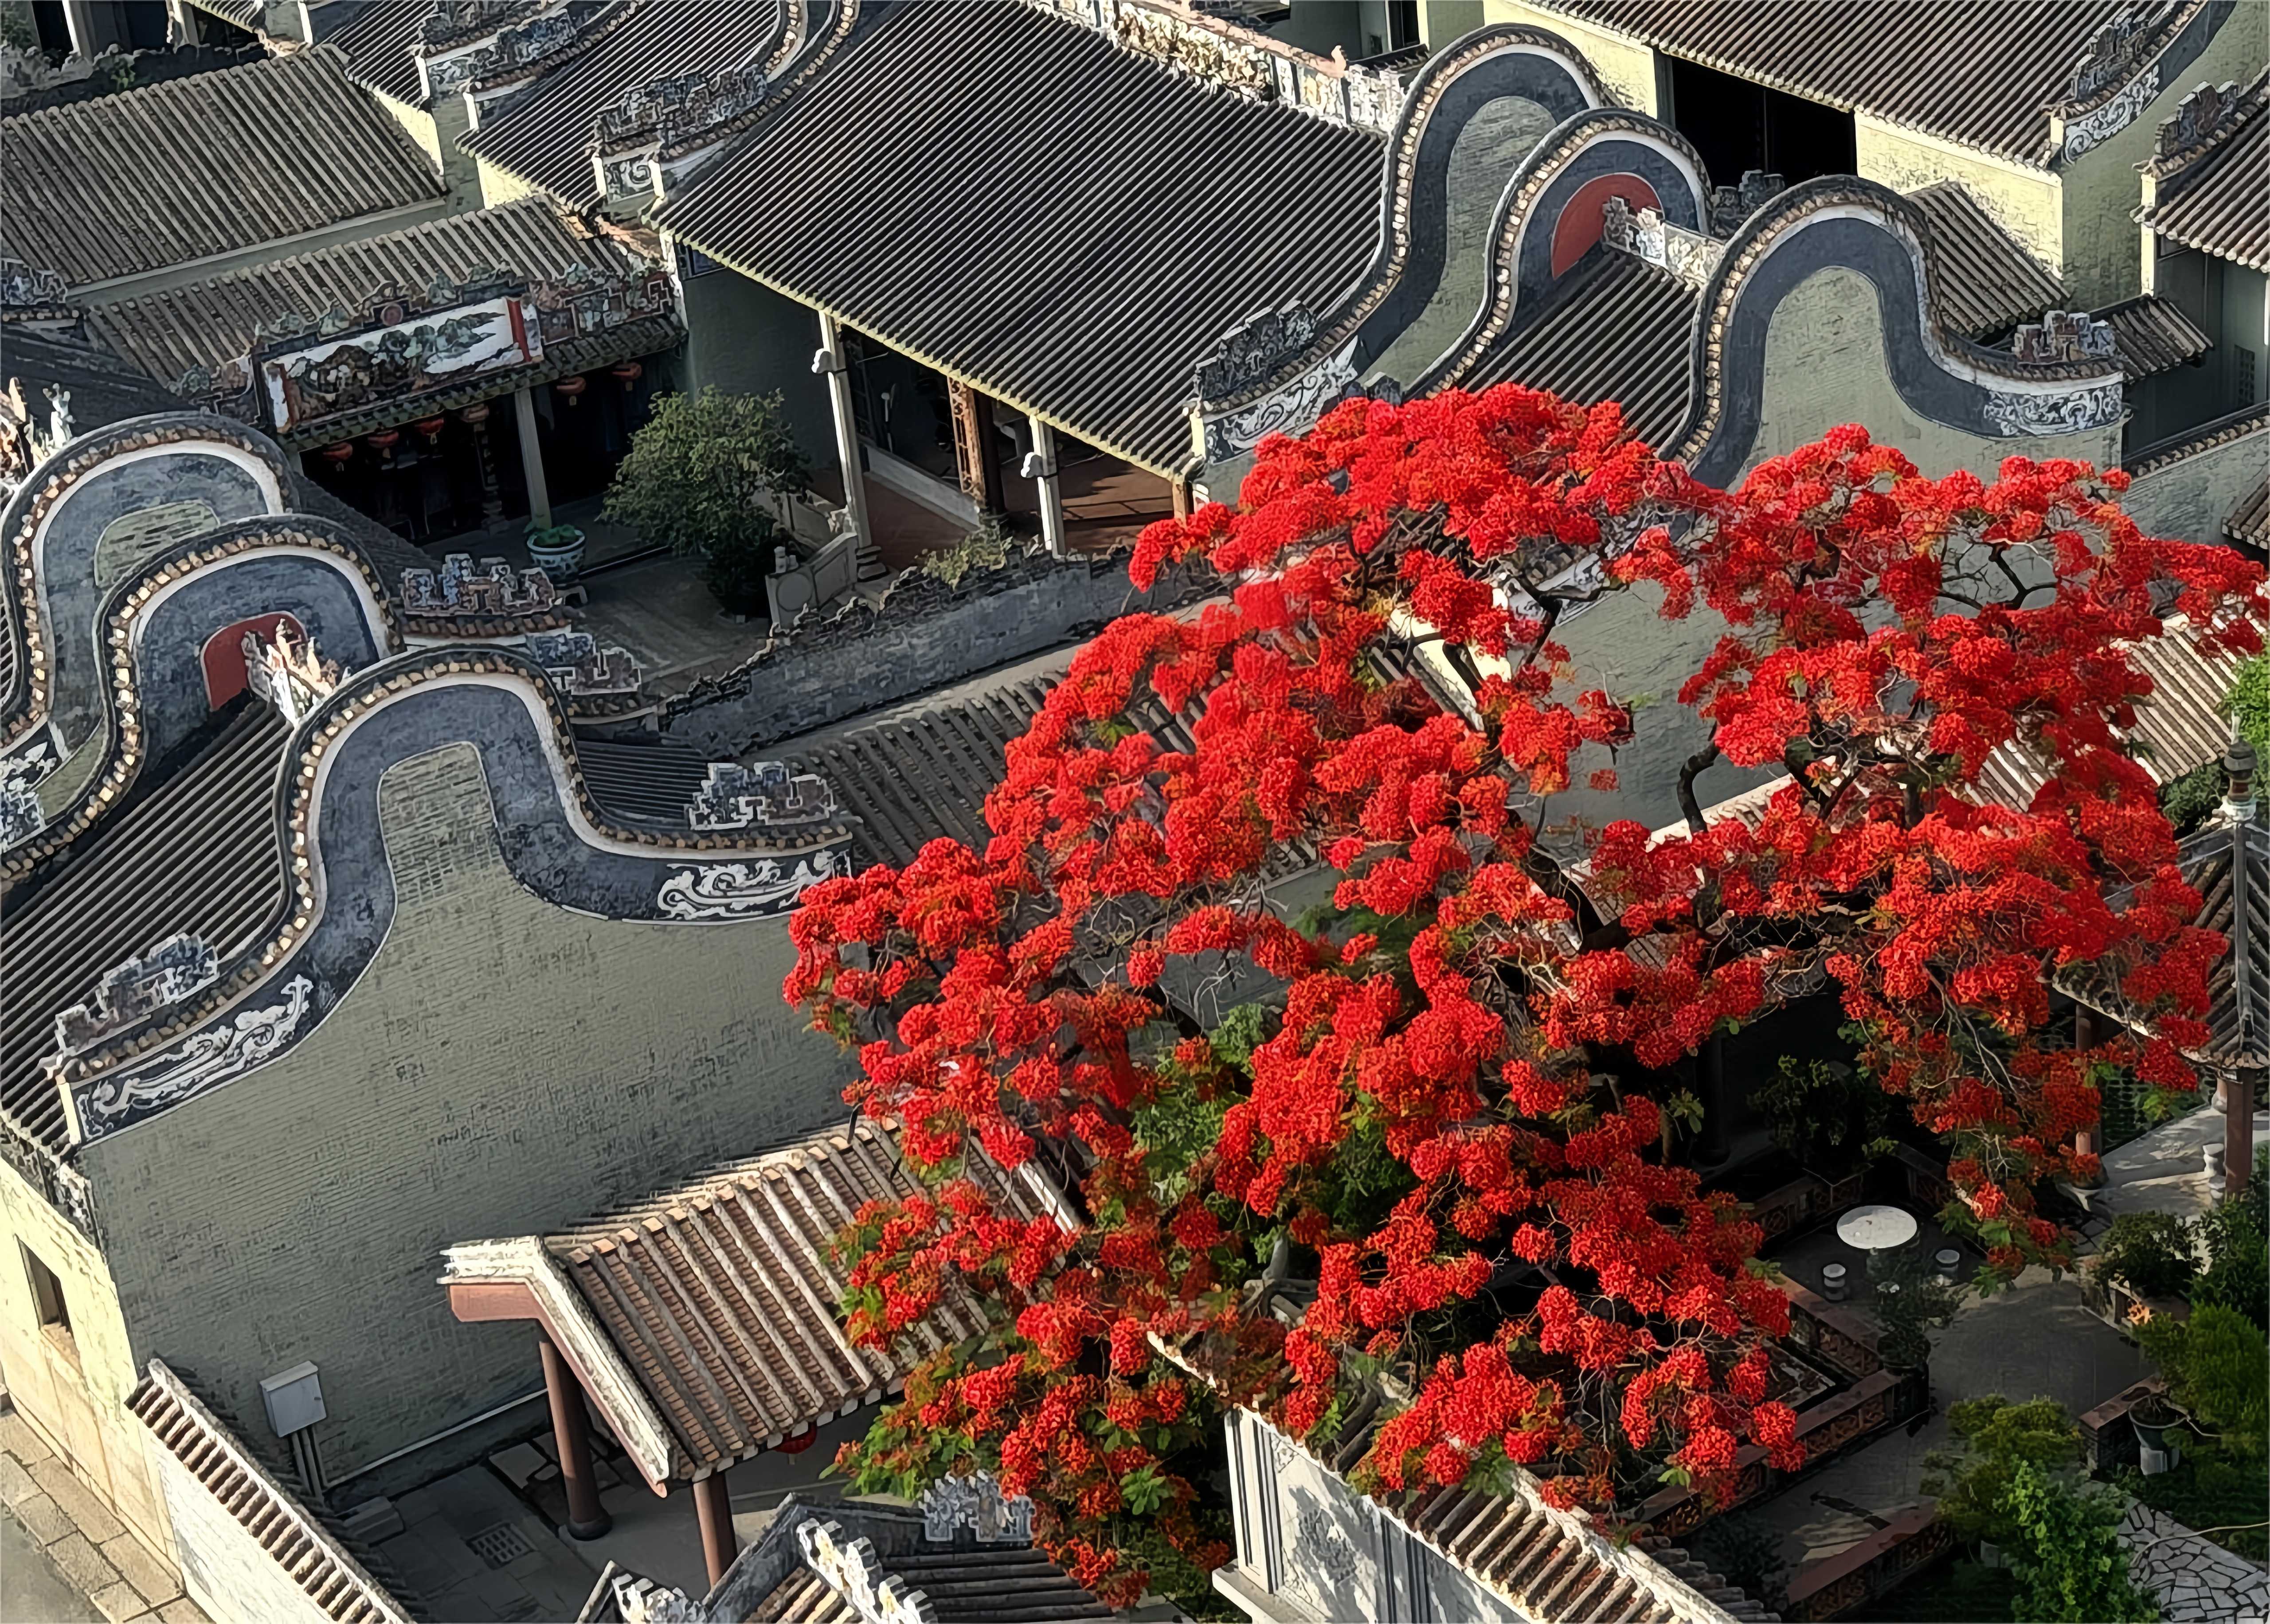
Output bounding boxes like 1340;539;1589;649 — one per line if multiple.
526;520;586;581
2090;1210;2199;1325
2126;1391;2177;1458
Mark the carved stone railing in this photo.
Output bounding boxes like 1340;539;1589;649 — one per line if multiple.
1600;195;1719;289
1038;0;1409;134
1783;1504;1953;1622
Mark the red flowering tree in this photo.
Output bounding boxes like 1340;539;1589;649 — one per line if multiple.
788;386;2263;1604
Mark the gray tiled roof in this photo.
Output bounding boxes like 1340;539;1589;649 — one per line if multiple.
327;0;434;105
2095;293;2213;380
0;47;445;289
1533;0;2142;164
130;1360;421;1624
655;0;1381;473
462;0;787;206
1907;182;2063;339
2228;478;2268;549
1452;251;1698;447
1;703;291;1153
82;196;669;410
2142;93;2270;271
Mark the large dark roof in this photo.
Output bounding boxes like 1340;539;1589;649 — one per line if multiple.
1532;0;2140;164
462;0;787;207
1;324;186;432
1;703;290;1154
82;196;658;396
326;0;434;105
1908;181;2063;338
656;1;1381;473
1452;251;1697;447
2142;98;2270;271
0;47;445;289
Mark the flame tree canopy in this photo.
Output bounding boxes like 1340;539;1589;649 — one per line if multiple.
787;387;2266;1604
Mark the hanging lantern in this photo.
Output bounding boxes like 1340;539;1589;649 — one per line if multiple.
412;415;446;443
774;1426;818;1455
555;374;589;407
458;401;492;426
367;429;400;451
320;442;355;463
611;359;643;391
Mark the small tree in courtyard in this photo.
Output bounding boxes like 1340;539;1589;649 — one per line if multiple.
604;387;811;614
787;384;2264;1603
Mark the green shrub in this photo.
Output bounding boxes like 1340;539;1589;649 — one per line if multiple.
1921;1396;2082;1550
2004;1461;2158;1623
2138;1303;2268;1460
2229;655;2270;760
2158;761;2224;836
2095;1210;2199;1301
1747;1055;1891;1177
2191;1175;2267;1331
603;388;810;612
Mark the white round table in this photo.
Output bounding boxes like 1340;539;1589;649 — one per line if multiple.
1836;1205;1918;1280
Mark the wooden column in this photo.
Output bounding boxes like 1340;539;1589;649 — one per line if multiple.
948;380;1004;514
814;311;871;547
693;1469;736;1588
537;1335;611;1539
2228;1065;2258;1196
2074;1006;2101;1163
1172;476;1193;520
513;387;552;529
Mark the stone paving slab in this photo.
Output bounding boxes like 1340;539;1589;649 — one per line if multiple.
31;1456;127;1545
0;1396;207;1624
91;1580;148;1623
47;1530;125;1597
101;1530;186;1607
16;1490;78;1545
2122;1503;2270;1623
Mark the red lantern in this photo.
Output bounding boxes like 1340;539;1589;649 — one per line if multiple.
320;442;354;462
412;415;446;443
773;1426;817;1455
555;375;588;407
459;402;492;426
611;360;643;391
367;429;400;451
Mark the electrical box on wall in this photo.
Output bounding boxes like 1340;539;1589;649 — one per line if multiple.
260;1362;326;1438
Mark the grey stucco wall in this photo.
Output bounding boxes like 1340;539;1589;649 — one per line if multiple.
84;743;857;1477
2123;420;2268;547
678;265;838;467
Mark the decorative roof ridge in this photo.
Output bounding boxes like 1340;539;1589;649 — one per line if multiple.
2;414;294;757
1193;24;1613;418
1422;105;1709;398
2047;0;2212;121
648;0;856;168
2;515;401;882
465;0;640;96
129;1358;417;1624
2124;400;2270;477
2139;65;2267;180
1672;176;2124;465
46;644;854;1097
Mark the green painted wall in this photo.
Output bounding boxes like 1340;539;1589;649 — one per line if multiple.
84;743;857;1478
1750;265;2121;476
677;265;838;466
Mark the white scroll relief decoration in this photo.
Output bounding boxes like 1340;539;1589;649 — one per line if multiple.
796;1519;935;1624
75;976;315;1139
655;850;842;921
1202;340;1359;463
1982;383;2124;438
2063;65;2160;162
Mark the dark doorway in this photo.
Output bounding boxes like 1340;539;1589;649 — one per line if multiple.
122;1;170;50
1664;55;1856;191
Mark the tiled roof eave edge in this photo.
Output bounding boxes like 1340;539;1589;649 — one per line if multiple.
131;1359;416;1624
2125;401;2270;476
439;1235;682;1485
654;226;1186;479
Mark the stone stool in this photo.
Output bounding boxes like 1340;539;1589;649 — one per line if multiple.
1822;1262;1848;1302
1935;1248;1961;1283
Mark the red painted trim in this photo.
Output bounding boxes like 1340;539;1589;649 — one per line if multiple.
201;613;303;708
1550;174;1663;278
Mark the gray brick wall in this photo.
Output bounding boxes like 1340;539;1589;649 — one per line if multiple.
84;744;857;1478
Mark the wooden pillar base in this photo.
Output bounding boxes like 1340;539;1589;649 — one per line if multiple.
538;1336;611;1540
693;1469;736;1589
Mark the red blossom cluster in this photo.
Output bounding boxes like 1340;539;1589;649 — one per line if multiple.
787;386;2262;1595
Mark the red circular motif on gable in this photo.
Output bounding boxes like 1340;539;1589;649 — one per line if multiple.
202;612;305;708
1550;174;1665;279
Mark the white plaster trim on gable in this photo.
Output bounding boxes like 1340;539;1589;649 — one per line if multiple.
1746;203;2123;400
30;440;288;705
438;1236;678;1489
1854;110;2065;179
124;545;390;666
